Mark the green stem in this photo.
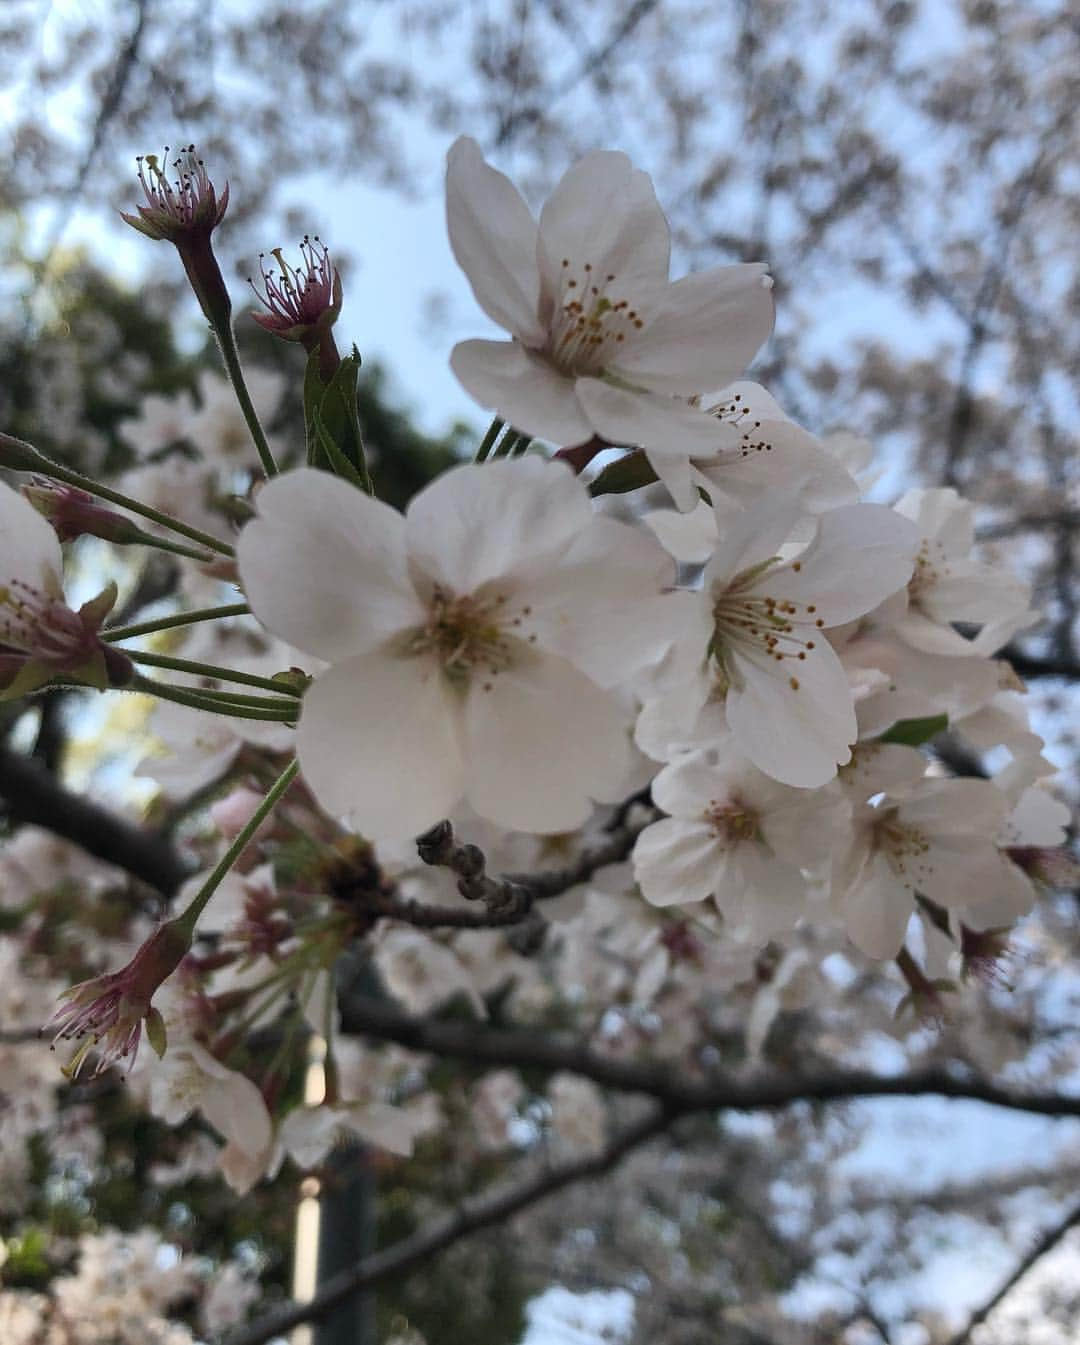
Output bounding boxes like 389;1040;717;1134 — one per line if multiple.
121;649;303;696
474;416;505;463
173;758;299;937
104;603;251;642
214;320;279;477
129;530;217;563
129;673;298;721
0;433;235;557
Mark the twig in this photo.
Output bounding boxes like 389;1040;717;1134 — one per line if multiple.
337;995;1080;1120
0;745;190;897
221;1104;675;1345
943;1200;1080;1345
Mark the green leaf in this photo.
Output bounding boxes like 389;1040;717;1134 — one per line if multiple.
588;449;658;497
303;346;373;491
879;713;948;747
145;1005;168;1058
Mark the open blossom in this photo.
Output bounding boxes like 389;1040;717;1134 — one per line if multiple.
0;481;132;698
238;456;674;838
829;744;1013;959
880;487;1032;656
634;751;848;943
640;497;918;786
446;136;774;508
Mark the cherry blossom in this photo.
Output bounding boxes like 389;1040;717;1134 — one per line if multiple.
237;456;674;837
640;497;919;786
830;745;1012;959
634;751;848;943
446;136;774;507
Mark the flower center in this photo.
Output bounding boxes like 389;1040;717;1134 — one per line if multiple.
548;259;646;376
704;798;760;845
907;537;950;610
401;587;519;686
710;567;825;692
873;810;932;887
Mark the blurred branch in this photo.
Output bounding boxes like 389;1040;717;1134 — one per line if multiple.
339;994;1080;1119
0;744;189;897
1003;647;1080;681
222;1103;676;1345
943;1199;1080;1345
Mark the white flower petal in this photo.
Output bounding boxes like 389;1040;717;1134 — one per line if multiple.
536;152;671;319
634;816;722;907
836;855;914;960
238;469;424;662
405;456;591;595
612;263;774;395
445;136;545;345
463;649;631;832
450;339;594;445
297;650;464;840
725;639;856;787
0;481;64;595
517;515;677;686
762;504;919;626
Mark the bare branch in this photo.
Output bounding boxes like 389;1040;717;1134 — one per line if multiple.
943;1200;1080;1345
338;995;1080;1120
221;1104;675;1345
0;745;190;898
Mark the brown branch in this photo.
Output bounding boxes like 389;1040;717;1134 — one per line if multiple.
943;1200;1080;1345
338;995;1080;1121
1003;647;1080;682
221;1104;675;1345
0;745;190;898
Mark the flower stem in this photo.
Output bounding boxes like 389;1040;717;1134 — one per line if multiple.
173;757;300;937
104;603;251;642
0;432;235;558
120;648;303;696
129;673;299;721
129;530;218;563
474;416;505;463
214;319;280;477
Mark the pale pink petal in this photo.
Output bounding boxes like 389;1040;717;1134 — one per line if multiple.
900;780;1008;837
237;469;424;662
836;855;914;959
761;504;918;626
536;152;671;322
297;650;464;840
516;515;677;686
0;481;64;595
612;264;774;395
450;338;594;445
634;817;722;907
695;417;859;515
725;639;856;787
446;137;545;345
719;847;807;942
405;455;591;595
463;649;631;832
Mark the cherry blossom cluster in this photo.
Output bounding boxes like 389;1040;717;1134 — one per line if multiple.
0;135;1072;1196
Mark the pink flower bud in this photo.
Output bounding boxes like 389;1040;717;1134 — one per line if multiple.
23;479;141;545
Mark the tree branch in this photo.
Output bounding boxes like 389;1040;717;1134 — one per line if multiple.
0;745;190;898
221;1103;675;1345
339;995;1080;1120
943;1199;1080;1345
